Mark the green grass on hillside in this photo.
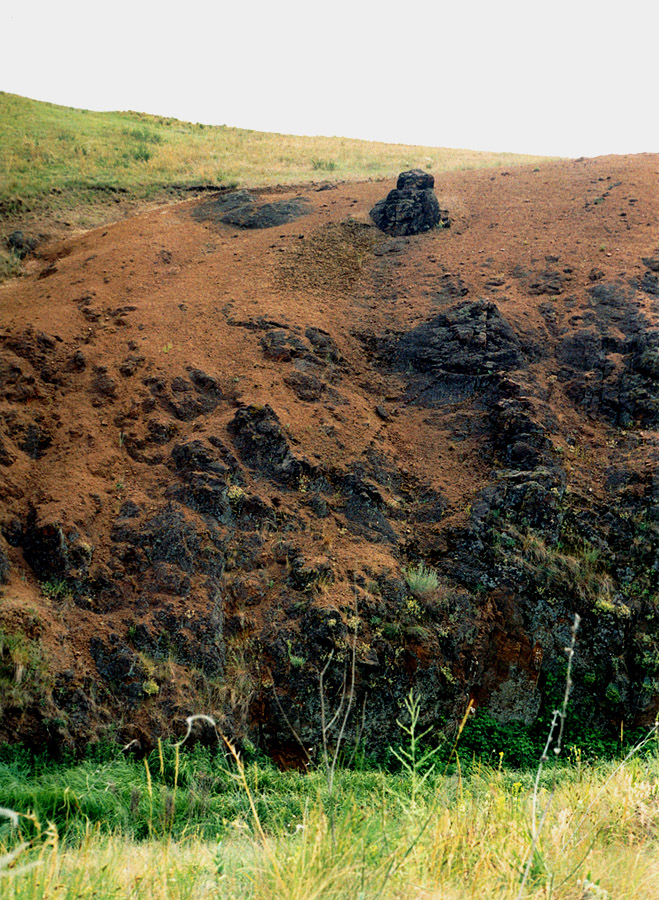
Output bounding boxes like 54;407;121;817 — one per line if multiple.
0;92;550;209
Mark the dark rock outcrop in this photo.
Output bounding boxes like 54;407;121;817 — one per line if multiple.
6;230;37;259
639;271;659;296
7;509;94;590
528;270;566;296
192;191;312;229
641;254;659;272
396;301;524;376
111;503;225;579
169;439;238;523
385;300;524;405
284;371;325;402
555;282;659;427
90;635;147;704
370;169;448;236
260;330;309;362
142;369;222;422
222;198;311;229
228;404;304;485
0;540;10;584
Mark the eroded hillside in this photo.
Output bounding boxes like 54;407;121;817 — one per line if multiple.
1;155;658;760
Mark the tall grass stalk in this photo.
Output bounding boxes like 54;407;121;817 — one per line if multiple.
517;613;580;900
316;587;361;844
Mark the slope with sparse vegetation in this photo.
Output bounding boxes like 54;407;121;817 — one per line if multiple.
1;88;659;900
0;91;551;277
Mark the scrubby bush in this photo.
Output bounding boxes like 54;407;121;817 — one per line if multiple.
403;562;439;595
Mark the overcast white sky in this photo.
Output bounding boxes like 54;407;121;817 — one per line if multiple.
2;0;658;158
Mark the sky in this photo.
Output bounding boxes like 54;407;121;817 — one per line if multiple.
2;0;658;158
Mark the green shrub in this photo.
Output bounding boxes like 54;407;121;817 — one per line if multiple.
0;628;50;715
403;562;439;595
605;683;621;705
123;127;162;144
130;146;152;163
0;249;23;280
40;578;72;600
310;158;337;171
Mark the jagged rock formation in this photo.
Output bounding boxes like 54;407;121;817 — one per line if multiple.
370;169;449;235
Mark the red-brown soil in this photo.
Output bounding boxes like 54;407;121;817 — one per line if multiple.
1;155;658;757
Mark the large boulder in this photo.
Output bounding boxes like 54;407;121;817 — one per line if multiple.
370;169;449;236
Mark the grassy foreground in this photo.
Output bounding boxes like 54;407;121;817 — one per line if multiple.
1;737;658;900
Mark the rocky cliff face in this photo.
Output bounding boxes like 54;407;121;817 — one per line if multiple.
1;156;658;760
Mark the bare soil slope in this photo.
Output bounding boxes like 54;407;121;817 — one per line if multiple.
1;156;658;758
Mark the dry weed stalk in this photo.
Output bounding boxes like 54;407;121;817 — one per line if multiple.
318;589;360;845
516;612;581;900
176;713;286;888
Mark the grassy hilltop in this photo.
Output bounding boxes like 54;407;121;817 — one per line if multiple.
0;91;550;275
0;92;549;200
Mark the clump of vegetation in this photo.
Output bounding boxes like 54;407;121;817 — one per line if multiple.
0;628;51;715
123;127;163;145
516;531;617;608
403;561;439;595
0;247;23;280
286;640;306;669
226;484;245;510
39;578;72;601
310;157;338;171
